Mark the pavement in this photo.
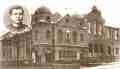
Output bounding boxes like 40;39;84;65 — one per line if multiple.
81;62;120;69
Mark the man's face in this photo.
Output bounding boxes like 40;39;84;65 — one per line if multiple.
10;9;23;25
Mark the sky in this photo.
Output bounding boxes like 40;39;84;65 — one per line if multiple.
0;0;120;33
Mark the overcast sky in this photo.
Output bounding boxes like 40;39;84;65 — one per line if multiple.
0;0;120;33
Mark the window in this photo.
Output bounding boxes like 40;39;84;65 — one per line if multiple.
72;31;77;43
106;29;110;39
2;47;7;57
12;47;17;57
80;22;82;25
80;33;84;41
94;44;98;53
34;30;39;40
8;47;12;57
117;31;119;39
96;23;103;35
110;30;113;40
46;30;51;40
100;44;104;53
108;47;111;55
57;30;63;43
89;44;93;53
94;22;96;34
116;48;119;55
32;52;36;63
65;14;70;23
46;16;50;22
88;22;91;33
114;30;118;40
65;30;71;43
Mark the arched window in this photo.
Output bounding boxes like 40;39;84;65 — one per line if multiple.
65;30;71;43
57;30;63;43
72;31;77;43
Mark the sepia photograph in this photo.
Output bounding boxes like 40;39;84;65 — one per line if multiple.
0;0;120;69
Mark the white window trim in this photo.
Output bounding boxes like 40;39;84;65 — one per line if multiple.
88;22;91;34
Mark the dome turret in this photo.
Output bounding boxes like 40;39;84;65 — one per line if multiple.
34;6;51;15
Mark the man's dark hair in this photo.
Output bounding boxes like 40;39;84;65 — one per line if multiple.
9;6;24;15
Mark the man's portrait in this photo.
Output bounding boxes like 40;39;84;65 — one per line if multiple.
4;5;31;33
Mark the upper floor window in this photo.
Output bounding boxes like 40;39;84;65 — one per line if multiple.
106;29;110;39
2;47;8;57
88;22;91;33
114;30;118;40
65;30;71;43
72;31;77;43
117;31;119;40
110;30;113;40
65;14;70;23
57;30;63;43
46;16;51;22
94;22;96;34
96;23;102;35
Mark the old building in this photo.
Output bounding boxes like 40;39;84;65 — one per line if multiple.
0;30;32;69
84;6;107;64
0;5;120;69
31;6;89;69
85;6;120;64
104;26;120;62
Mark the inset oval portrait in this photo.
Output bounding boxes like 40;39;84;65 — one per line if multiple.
3;5;31;33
